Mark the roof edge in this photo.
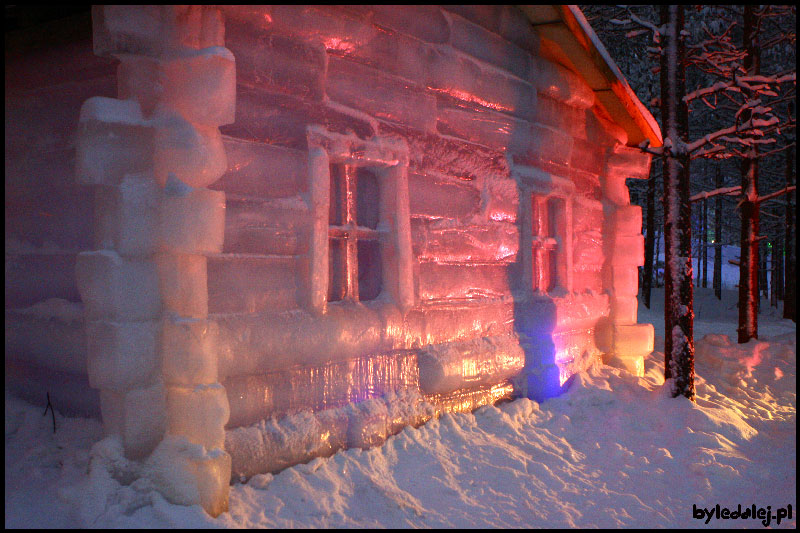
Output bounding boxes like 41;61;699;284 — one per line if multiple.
518;5;663;148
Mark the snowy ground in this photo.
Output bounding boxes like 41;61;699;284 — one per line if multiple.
5;288;796;528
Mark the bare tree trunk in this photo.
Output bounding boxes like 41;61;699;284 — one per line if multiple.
661;4;695;401
702;198;708;288
776;235;784;303
643;171;656;308
714;167;723;300
784;125;796;321
655;226;662;287
771;240;778;307
737;4;760;343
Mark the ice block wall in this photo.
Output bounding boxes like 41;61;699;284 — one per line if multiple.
73;5;234;516
210;3;642;435
5;10;114;417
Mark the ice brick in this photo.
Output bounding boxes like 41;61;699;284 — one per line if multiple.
418;335;525;395
76;97;155;186
117;47;236;125
86;320;159;392
327;56;437;133
612;323;654;357
607;353;644;377
609;235;645;266
605;265;639;297
611;205;643;236
418;262;510;301
100;382;166;459
517;122;574;167
222;196;308;255
144;437;230;517
223;350;418;427
214;137;308;199
529;55;594;109
448;11;531;79
166;384;229;450
226;21;326;101
162;316;219;386
207;255;299;314
436;103;526;152
154;253;208;319
610;295;638;325
600;173;630;206
93;5;224;58
425;45;537;121
93;173;160;256
570;137;606;174
408;173;481;220
153;116;227;188
606;144;652;180
343;5;450;44
413;221;518;263
226;410;349;478
76;250;161;320
159;176;226;254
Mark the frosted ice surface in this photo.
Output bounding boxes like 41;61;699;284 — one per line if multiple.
86;320;159;392
166;384;229;450
153;116;227;188
76;97;155;186
418;335;525;395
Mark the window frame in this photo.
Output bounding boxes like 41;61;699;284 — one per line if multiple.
306;126;413;314
517;168;574;296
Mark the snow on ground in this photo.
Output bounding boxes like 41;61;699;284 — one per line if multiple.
5;288;796;528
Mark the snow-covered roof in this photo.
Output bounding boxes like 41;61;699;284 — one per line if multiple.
518;5;663;148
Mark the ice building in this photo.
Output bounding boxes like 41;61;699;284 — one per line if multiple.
5;5;662;516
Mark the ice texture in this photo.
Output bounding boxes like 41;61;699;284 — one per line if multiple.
94;174;160;255
612;323;655;357
213;136;308;199
76;250;161;321
610;295;639;325
610;205;643;236
207;254;299;314
76;97;154;186
86;320;159;392
143;437;231;517
117;47;236;125
605;144;652;180
153;116;227;188
161;316;219;386
605;265;639;297
159;175;226;254
100;382;166;459
609;235;645;266
418;335;525;394
600;173;630;206
93;5;224;58
155;253;208;319
222;196;309;255
412;221;518;263
223;350;419;428
166;384;229;450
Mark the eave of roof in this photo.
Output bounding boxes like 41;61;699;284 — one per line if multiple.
517;5;663;148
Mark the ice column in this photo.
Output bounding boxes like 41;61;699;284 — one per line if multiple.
75;6;234;517
598;145;654;376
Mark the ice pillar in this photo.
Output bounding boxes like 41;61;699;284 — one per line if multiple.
598;144;654;376
75;5;234;517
